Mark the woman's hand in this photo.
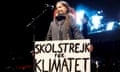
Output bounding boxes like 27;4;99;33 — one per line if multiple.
87;44;94;52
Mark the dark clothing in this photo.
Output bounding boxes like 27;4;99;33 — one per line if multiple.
46;14;84;40
82;23;89;38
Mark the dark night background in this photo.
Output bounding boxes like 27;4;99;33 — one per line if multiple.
2;0;120;72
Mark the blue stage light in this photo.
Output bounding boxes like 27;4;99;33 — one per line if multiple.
106;22;114;31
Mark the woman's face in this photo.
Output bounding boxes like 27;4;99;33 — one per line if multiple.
56;3;68;15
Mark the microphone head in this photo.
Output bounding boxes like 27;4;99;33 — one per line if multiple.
56;14;66;21
44;4;54;10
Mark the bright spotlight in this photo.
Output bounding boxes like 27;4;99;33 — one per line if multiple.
97;10;103;14
97;11;101;14
91;15;103;29
76;10;85;24
118;22;120;25
106;22;114;31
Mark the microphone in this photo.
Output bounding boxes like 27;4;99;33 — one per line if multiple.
44;4;54;10
56;14;66;21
